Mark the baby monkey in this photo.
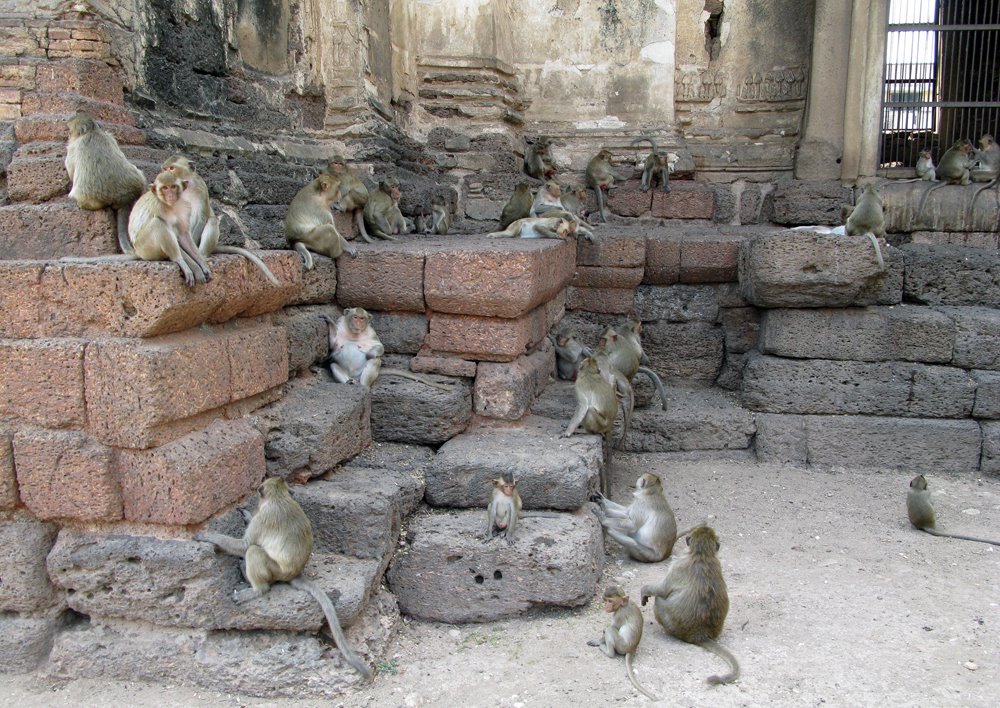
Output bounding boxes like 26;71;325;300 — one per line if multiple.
906;474;1000;546
485;472;522;545
588;585;660;701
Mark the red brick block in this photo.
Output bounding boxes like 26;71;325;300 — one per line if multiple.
576;229;646;268
651;184;715;220
85;323;288;449
0;339;86;429
607;181;653;217
0;432;16;510
566;286;635;314
6;153;71;204
571;266;644;289
644;233;681;284
34;59;123;104
337;246;426;312
14;429;122;522
48;39;111;59
680;234;743;283
15;116;143;145
427;301;552;362
0;201;117;259
117;419;265;525
425;237;575;318
21;93;134;125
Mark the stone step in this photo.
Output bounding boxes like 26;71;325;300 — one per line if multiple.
532;379;756;453
386;509;603;623
370;364;473;445
424;415;603;510
0;200;118;259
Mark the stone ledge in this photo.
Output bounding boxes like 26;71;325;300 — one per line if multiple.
0;201;117;260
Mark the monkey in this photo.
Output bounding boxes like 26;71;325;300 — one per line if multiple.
969;134;1000;215
841;182;887;271
486;216;579;240
916;138;975;222
537;208;597;241
322;309;449;391
195;477;372;679
563;355;618;492
325;155;374;243
559;183;590;220
523;135;556;182
64;111;146;256
906;475;1000;546
586;148;628;223
592;472;677;563
285;174;358;270
363;177;410;240
160;155;279;286
599;321;669;412
587;585;660;701
415;210;428;235
485;472;522;545
530;180;563;217
427;194;450;235
499;182;534;230
592;348;635;451
127;171;212;287
897;149;937;183
551;331;591;381
641;526;740;685
631;136;671;193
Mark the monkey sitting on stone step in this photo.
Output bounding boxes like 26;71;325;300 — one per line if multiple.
841;182;887;271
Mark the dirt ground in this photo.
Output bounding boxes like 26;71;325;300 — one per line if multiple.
4;452;999;707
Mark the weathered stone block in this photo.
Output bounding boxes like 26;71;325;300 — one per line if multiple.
0;338;86;429
0;613;64;674
371;311;428;354
48;529;379;631
6;153;71;203
0;513;61;612
410;351;478;377
272;305;336;374
742;355;976;418
739;229;901;308
250;377;371;482
680;233;742;283
15;115;143;145
971;371;1000;419
34;59;124;104
901;244;1000;307
117;419;264;525
336;248;425;312
566;286;635;314
387;511;602;622
14;430;121;522
643;320;724;380
634;284;719;322
718;307;760;354
576;228;646;268
475;348;553;420
21;93;132;124
426;417;602;510
0;432;15;509
644;232;681;285
607;182;652;217
425;237;575;317
982;422;1000;475
286;254;337;306
881;181;1000;233
651;183;715;219
759;306;954;363
371;373;471;445
753;413;982;472
771;180;852;226
85;325;287;449
0;202;116;259
939;306;1000;370
427;302;553;363
570;266;644;289
343;441;436;477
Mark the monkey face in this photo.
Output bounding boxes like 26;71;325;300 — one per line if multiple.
345;308;370;334
157;181;182;206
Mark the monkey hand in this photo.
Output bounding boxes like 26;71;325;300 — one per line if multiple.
640;594;649;607
233;587;263;604
346;244;358;257
586;639;601;647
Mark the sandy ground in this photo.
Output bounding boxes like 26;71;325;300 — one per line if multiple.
3;452;999;707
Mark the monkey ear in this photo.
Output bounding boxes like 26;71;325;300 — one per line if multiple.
148;182;156;192
181;179;189;190
686;536;691;546
716;542;721;551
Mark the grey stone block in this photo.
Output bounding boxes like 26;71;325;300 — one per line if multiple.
939;306;1000;370
982;422;1000;475
771;180;853;226
759;306;954;363
972;371;1000;419
250;377;371;481
273;304;337;374
753;414;982;472
474;348;553;420
0;432;15;510
426;416;602;510
370;373;471;445
643;320;724;381
739;229;902;308
370;311;429;354
47;529;379;631
902;244;1000;307
343;442;435;482
718;306;760;354
0;513;61;613
634;285;719;322
387;510;602;622
716;351;750;391
882;181;1000;235
0;612;64;674
741;354;976;418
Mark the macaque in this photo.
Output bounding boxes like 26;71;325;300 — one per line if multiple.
559;183;590;220
592;349;634;451
914;149;936;182
485;472;522;545
530;181;563;217
486;216;577;240
551;331;591;381
841;183;886;270
523;135;556;182
427;194;450;235
563;355;618;491
599;321;669;412
641;526;740;685
323;308;449;390
969;134;1000;213
325;155;373;243
285;174;357;269
631;136;671;193
906;475;1000;546
588;585;659;701
161;155;279;286
586;148;627;223
127;171;212;287
500;182;534;229
195;477;372;679
363;177;410;240
64;111;146;256
917;138;975;221
593;472;677;563
536;208;596;241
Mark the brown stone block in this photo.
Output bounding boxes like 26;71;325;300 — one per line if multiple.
425;238;575;318
118;419;265;525
475;348;554;420
570;266;644;289
410;350;478;377
651;184;715;220
6;153;71;204
0;63;36;90
644;234;681;284
566;286;635;314
15;116;143;145
0;432;16;510
287;254;337;306
13;429;122;522
0;86;20;104
0;201;117;259
333;210;357;240
680;234;743;283
607;181;653;217
0;26;45;58
85;323;287;449
576;229;646;268
48;39;110;59
0;339;86;429
336;248;425;312
210;252;303;320
0;103;21;120
21;93;134;125
427;303;551;363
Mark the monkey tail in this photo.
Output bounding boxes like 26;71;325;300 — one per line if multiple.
968;177;999;215
625;652;661;701
915;182;944;223
115;207;136;256
290;577;373;679
630;136;658;154
380;368;451;391
214;245;281;286
701;639;740;685
636;366;669;411
920;527;1000;547
354;209;377;244
862;232;886;271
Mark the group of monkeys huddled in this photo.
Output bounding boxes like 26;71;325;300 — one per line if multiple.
906;133;1000;223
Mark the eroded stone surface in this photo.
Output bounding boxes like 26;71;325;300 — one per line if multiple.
902;245;1000;307
0;612;64;674
0;513;62;613
370;371;471;445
